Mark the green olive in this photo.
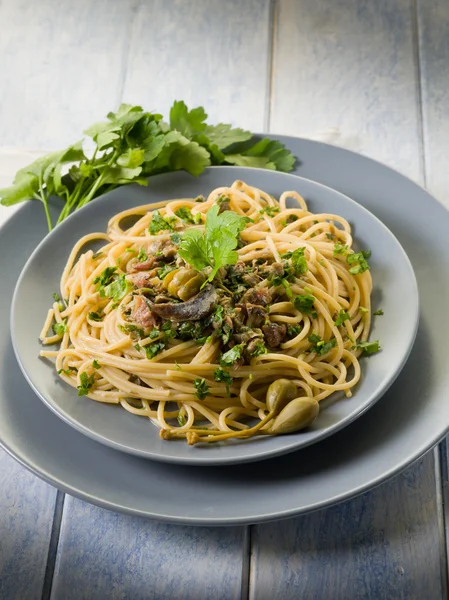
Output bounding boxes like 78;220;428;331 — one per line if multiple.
266;379;297;415
268;397;319;435
178;273;206;301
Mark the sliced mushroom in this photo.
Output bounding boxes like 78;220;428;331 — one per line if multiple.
150;284;217;322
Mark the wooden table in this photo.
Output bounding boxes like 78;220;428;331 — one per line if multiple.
1;1;448;598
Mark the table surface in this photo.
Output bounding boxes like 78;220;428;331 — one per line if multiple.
1;1;449;598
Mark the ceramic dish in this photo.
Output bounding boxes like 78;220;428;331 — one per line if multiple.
11;169;418;465
0;136;447;524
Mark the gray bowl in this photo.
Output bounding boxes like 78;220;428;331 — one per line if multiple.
10;167;418;465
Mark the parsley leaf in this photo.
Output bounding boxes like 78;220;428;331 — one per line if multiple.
334;310;350;327
52;319;67;335
373;309;384;316
103;274;131;303
175;207;195;224
346;249;371;274
88;311;103;322
144;342;166;359
137;247;148;262
333;242;348;256
220;344;245;367
282;247;308;276
248;340;268;357
260;205;280;217
149;210;176;235
193;378;209;401
213;368;233;397
287;325;302;337
308;334;337;355
77;372;95;396
94;266;117;289
353;340;381;355
92;360;101;369
293;294;315;314
179;205;248;283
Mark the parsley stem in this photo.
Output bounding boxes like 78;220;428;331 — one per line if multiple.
36;172;53;231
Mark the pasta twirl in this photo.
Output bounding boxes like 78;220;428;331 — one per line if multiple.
40;180;377;445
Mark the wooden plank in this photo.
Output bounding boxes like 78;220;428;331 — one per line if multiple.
51;1;273;597
0;0;133;149
417;0;449;582
251;1;446;598
270;0;422;182
251;454;444;600
50;496;245;600
416;0;449;206
0;149;60;599
0;450;58;600
121;0;272;131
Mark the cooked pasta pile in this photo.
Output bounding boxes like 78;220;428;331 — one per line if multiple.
40;180;378;445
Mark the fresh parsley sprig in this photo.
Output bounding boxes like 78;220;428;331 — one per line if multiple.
178;205;249;284
0;102;295;231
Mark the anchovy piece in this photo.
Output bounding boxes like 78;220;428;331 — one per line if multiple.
150;285;217;322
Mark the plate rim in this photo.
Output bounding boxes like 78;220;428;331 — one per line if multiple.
9;167;419;465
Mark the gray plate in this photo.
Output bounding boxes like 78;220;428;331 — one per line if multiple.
11;170;418;465
1;136;448;524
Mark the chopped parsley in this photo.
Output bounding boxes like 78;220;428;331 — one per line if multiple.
92;251;104;260
177;411;187;426
308;334;337;355
334;310;350;327
102;274;131;302
119;323;145;339
58;366;76;376
346;250;371;275
220;344;244;367
193;378;209;400
260;205;280;217
88;311;103;322
359;307;369;314
333;242;348;256
137;247;148;262
92;360;101;369
178;321;204;341
293;294;316;315
175;207;195;224
77;372;95;396
144;342;166;359
249;340;268;358
213;368;233;397
171;233;181;245
149;210;176;234
281;247;308;276
373;309;384;316
93;266;117;288
353;340;381;355
287;324;302;338
52;319;67;336
326;233;335;240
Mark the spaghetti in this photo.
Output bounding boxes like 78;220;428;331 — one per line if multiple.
40;180;377;445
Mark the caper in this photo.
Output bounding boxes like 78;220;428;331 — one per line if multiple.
268;397;319;435
162;268;179;289
164;267;206;301
178;273;206;301
266;379;297;415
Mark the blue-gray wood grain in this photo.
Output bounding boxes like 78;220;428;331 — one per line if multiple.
0;0;448;599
